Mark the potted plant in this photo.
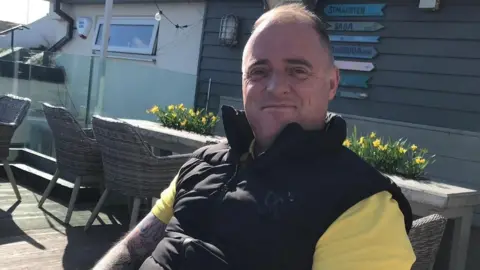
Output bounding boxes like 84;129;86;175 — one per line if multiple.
147;104;220;136
342;126;435;180
343;126;480;224
135;104;223;154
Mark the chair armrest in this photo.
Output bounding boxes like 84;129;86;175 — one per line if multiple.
0;121;15;127
82;128;95;139
152;153;191;164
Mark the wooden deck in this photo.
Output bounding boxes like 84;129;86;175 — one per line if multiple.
0;177;130;270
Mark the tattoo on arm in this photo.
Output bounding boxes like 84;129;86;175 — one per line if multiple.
93;213;167;270
125;213;168;258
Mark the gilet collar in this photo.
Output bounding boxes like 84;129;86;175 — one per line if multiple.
220;105;347;163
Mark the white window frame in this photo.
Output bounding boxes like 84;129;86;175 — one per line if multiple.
92;17;159;55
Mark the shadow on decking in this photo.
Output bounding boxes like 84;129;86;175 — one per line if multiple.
0;201;46;250
0;177;130;270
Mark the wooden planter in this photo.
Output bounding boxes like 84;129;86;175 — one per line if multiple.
388;174;480;270
121;119;224;154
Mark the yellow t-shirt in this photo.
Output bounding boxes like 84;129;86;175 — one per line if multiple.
151;177;415;270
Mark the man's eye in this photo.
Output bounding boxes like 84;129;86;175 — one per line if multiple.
248;68;268;79
289;67;309;79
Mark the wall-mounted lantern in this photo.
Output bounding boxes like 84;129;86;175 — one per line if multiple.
219;14;239;47
418;0;440;11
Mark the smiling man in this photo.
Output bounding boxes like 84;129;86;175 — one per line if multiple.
93;4;415;270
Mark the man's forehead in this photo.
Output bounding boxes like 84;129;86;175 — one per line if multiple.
252;19;314;41
244;24;319;63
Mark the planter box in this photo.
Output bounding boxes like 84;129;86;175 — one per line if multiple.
121;119;224;154
388;174;480;270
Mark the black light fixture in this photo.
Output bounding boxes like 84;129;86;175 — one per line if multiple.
218;14;239;47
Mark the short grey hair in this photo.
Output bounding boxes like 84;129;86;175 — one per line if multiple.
252;3;334;65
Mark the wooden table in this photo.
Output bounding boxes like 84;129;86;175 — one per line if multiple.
390;174;480;270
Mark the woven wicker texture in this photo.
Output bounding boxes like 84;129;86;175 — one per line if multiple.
0;94;31;159
92;115;191;198
409;213;447;270
42;103;103;177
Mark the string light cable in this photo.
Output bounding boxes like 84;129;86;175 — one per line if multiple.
154;0;201;29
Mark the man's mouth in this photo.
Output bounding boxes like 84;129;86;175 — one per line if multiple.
261;105;296;111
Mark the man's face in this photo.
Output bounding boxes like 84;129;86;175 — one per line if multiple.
242;20;339;143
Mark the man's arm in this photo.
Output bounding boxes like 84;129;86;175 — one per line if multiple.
312;191;416;270
93;177;178;270
93;213;167;270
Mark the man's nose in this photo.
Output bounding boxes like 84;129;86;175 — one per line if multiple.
266;72;289;94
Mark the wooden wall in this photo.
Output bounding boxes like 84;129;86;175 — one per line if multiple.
195;0;264;113
322;0;480;132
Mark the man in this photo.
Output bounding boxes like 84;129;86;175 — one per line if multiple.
94;4;415;270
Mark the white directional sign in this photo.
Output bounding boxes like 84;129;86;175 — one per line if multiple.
335;60;375;71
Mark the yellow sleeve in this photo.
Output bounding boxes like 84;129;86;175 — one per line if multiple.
151;175;178;224
312;191;416;270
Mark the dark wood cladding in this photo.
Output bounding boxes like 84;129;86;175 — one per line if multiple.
320;0;480;132
195;0;263;113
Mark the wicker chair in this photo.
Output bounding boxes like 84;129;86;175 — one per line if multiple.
38;103;103;224
85;115;190;231
0;94;31;201
409;213;448;270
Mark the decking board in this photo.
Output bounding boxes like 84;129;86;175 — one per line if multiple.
0;178;129;270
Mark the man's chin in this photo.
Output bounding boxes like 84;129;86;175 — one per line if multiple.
257;120;291;137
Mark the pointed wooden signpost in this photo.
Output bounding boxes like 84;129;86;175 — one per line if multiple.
336;90;368;99
327;22;384;32
340;74;370;88
329;35;380;43
324;4;386;17
332;45;378;59
325;4;383;94
335;60;375;72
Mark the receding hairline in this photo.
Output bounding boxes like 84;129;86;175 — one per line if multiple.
249;3;334;65
253;4;321;30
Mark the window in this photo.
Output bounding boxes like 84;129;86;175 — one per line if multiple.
92;17;159;55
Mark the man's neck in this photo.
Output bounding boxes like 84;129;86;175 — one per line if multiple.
253;140;267;157
253;121;327;155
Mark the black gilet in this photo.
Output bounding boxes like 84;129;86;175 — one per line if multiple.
139;105;412;270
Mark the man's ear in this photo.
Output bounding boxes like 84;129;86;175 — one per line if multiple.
328;67;340;101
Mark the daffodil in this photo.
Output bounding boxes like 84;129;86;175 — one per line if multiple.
372;139;381;148
211;116;217;122
359;136;365;144
398;147;407;154
343;139;351;147
168;105;174;111
149;105;159;114
201;117;207;124
411;144;418;151
370;132;376;139
180;120;187;127
415;157;426;164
